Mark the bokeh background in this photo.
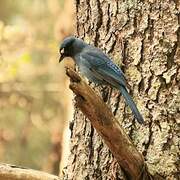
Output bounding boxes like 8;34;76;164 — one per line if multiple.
0;0;75;175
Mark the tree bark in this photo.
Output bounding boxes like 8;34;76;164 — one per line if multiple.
63;0;179;179
65;68;154;179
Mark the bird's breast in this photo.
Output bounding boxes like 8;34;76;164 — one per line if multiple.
74;57;103;84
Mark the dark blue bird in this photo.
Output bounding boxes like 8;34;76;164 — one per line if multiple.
59;36;144;124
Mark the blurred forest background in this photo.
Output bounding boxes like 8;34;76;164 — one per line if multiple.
0;0;74;175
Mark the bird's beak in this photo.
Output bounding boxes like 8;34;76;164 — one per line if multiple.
59;53;65;63
59;48;65;63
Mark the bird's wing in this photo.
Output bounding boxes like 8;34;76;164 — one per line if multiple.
80;50;127;88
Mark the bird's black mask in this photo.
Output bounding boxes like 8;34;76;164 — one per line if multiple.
59;48;66;62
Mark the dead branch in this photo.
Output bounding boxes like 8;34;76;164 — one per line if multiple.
66;67;153;180
0;163;60;180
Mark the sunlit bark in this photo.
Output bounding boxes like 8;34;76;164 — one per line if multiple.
63;0;179;179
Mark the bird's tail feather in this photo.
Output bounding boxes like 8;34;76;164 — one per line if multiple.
119;86;144;124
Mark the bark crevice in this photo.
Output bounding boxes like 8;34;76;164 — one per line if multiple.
65;67;153;180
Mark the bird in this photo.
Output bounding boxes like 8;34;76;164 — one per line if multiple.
59;36;144;124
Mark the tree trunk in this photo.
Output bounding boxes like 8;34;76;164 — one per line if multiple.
63;0;179;179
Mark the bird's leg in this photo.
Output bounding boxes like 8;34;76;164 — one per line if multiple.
101;86;113;103
90;83;109;102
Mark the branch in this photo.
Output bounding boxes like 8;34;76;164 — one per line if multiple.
66;68;153;180
0;163;60;180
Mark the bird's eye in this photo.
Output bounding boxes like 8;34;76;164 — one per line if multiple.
60;48;64;54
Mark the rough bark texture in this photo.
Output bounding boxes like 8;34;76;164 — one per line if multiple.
63;0;179;179
65;68;151;179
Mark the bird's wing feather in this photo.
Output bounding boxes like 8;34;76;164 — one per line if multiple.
81;50;127;88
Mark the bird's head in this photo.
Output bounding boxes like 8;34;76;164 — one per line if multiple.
59;36;87;62
59;36;76;62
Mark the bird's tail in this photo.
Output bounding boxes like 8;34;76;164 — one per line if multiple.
119;86;144;124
